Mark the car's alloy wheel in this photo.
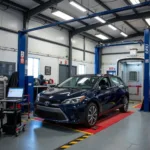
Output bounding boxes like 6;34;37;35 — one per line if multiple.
87;104;98;127
123;96;128;111
119;96;129;112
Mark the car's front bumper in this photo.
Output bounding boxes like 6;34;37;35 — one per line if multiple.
34;103;86;124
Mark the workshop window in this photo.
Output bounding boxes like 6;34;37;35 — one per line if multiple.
28;58;39;78
129;71;138;81
78;65;86;75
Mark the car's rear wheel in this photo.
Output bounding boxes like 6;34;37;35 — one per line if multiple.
119;96;129;113
85;103;98;127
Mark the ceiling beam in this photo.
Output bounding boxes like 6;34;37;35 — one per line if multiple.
33;0;114;39
27;0;64;18
33;0;88;25
96;29;114;39
72;11;150;35
32;0;73;30
123;0;149;27
2;0;72;31
35;15;101;41
95;0;139;33
103;32;143;43
36;14;73;30
80;33;100;42
124;21;139;33
0;0;100;41
1;0;145;43
1;0;28;11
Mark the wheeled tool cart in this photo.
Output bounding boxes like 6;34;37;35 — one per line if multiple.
0;99;26;137
21;95;31;119
0;76;8;100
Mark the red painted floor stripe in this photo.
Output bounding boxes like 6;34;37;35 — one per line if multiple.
134;103;142;109
33;111;134;135
76;111;134;134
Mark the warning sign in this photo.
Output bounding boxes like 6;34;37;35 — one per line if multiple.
20;51;25;64
20;57;24;64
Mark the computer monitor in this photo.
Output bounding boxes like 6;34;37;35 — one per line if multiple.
7;88;24;98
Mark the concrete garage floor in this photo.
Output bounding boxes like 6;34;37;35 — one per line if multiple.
0;104;150;150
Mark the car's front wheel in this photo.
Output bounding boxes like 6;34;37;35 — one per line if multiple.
85;103;98;127
119;96;129;113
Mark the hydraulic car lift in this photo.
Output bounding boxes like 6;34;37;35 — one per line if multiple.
17;2;150;111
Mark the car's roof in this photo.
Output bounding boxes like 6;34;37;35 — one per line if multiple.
73;74;116;77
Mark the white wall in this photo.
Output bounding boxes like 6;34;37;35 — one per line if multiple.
0;8;23;30
85;38;96;52
72;35;84;49
102;44;144;74
29;20;69;46
0;8;96;83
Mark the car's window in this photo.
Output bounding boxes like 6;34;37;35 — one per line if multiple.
111;77;125;87
58;76;99;89
118;78;125;86
111;77;121;86
99;77;111;88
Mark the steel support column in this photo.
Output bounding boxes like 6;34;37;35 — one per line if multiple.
143;29;150;112
23;14;29;75
83;36;85;61
18;32;27;87
69;32;72;77
95;47;101;74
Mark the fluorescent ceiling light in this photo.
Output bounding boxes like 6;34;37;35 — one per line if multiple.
108;24;117;30
52;10;74;20
145;18;150;26
120;32;128;37
94;16;106;23
130;0;140;5
70;1;87;12
126;62;142;65
95;34;109;40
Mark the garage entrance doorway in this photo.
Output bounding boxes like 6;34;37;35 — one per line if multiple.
117;58;144;101
59;64;77;84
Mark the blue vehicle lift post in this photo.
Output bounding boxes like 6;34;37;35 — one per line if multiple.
18;31;27;88
143;29;150;112
95;46;101;74
18;31;34;110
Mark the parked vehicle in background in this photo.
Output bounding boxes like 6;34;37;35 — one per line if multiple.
34;74;129;127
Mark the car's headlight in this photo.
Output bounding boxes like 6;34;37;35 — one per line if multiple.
62;96;86;104
36;94;40;102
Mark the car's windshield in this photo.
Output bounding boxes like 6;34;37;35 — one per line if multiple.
58;76;99;89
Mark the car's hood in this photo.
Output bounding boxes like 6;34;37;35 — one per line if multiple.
40;88;87;103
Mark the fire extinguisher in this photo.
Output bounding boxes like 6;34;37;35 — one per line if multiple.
49;79;54;84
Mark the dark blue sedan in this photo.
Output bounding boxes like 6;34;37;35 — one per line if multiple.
34;74;129;127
